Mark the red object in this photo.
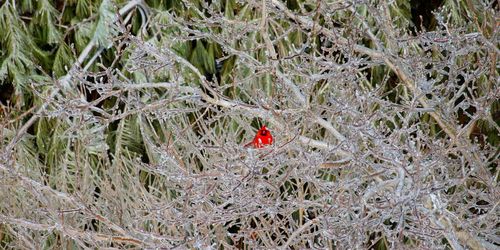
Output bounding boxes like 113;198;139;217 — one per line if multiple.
245;125;273;148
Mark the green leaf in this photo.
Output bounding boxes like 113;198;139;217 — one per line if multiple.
31;0;61;44
53;42;75;77
76;0;92;18
190;40;208;75
75;21;93;52
20;0;35;13
225;0;235;18
94;0;118;49
205;42;216;74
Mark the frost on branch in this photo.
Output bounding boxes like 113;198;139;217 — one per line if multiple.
0;0;498;249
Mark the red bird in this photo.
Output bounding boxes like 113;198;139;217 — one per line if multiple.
245;125;273;148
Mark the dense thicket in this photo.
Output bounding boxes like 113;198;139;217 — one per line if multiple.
0;0;498;249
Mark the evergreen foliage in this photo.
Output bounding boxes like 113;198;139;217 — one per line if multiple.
0;0;498;248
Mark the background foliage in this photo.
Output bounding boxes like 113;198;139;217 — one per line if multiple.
0;0;498;249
